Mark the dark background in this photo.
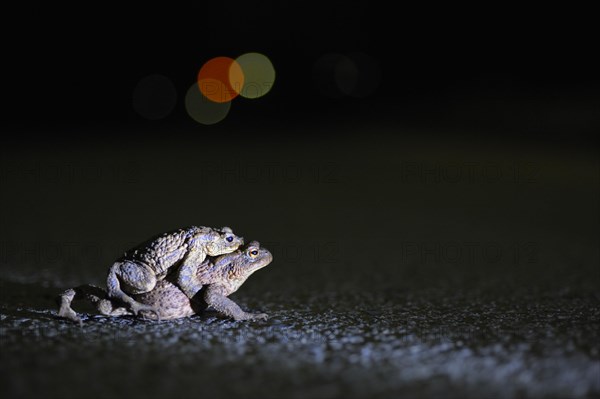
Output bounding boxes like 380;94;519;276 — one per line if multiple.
3;3;599;139
1;3;599;399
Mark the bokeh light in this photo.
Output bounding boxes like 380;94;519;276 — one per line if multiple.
345;52;381;98
185;83;231;125
313;52;381;98
197;57;244;103
234;53;276;99
185;53;276;125
132;74;177;120
313;53;349;98
334;56;359;96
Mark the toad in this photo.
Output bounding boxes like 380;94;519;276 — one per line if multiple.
58;241;272;324
106;226;244;317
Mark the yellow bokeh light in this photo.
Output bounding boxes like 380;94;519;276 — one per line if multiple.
184;83;231;125
234;53;275;99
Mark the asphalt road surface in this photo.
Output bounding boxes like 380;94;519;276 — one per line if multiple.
1;128;598;398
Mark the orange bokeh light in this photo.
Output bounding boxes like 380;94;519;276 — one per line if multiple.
197;57;244;103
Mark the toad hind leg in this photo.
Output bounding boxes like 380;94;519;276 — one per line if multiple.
57;287;83;326
106;261;161;320
57;284;129;325
204;285;268;321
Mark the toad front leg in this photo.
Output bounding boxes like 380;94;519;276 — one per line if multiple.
106;260;160;319
203;285;268;321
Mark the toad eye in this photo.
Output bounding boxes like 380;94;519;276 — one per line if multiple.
249;249;259;257
226;236;233;242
